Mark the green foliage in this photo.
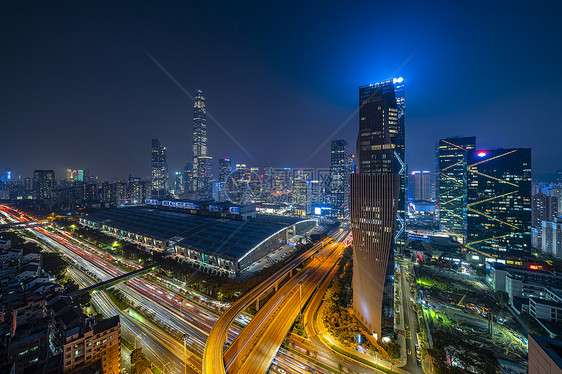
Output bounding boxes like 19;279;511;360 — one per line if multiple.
130;348;149;374
42;251;68;280
519;312;548;336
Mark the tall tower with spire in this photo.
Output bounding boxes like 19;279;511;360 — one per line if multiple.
192;90;212;199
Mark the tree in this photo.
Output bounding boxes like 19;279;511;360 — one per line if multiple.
131;348;149;374
42;252;67;280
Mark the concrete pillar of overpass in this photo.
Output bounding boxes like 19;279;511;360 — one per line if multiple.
285;228;289;243
275;281;278;292
255;296;259;311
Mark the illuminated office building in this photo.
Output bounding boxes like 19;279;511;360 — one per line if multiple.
196;156;213;200
192;90;209;198
151;138;168;198
466;148;532;258
409;170;431;201
183;163;194;194
218;158;232;183
174;171;184;195
351;78;404;339
436;136;476;243
330;140;351;218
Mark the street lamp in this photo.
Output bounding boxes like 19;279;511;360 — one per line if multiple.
182;333;190;374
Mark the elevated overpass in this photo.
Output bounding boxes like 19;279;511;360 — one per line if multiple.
202;229;347;374
68;264;159;297
0;220;52;229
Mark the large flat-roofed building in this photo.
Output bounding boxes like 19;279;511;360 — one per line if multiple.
79;200;317;276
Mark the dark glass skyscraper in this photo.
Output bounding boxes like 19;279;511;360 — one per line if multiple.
467;148;532;258
151;138;168;198
218;158;232;184
330;140;351;218
436;136;476;243
351;78;404;339
357;78;406;251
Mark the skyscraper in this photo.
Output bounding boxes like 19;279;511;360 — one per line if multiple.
192;90;212;198
151;138;168;198
218;158;232;183
183;162;194;194
330;140;351;218
196;156;213;200
351;78;404;339
409;170;431;201
33;170;55;201
436;136;476;243
174;171;184;195
467;148;532;258
356;78;406;251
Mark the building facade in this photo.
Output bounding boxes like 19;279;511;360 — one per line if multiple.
192;90;211;199
196;156;213;200
409;170;431;201
436;136;476;243
351;78;404;339
330;139;351;218
543;217;562;258
150;138;168;198
33;170;55;201
466;148;532;258
528;334;562;374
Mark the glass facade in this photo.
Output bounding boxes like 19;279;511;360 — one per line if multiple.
192;90;208;196
329;139;351;218
467;148;532;257
151;138;168;198
351;78;405;338
436;136;476;243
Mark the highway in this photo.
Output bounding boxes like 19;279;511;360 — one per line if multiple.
1;206;339;374
397;259;424;373
223;237;343;373
297;243;387;374
202;230;346;374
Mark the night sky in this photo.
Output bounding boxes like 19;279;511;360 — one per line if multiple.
1;0;561;181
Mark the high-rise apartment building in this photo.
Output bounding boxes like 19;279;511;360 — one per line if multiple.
466;148;532;258
542;217;562;259
24;177;32;193
351;78;404;339
409;170;431;201
33;170;55;200
330;140;351;218
436;136;476;243
150;138;168;198
532;191;559;228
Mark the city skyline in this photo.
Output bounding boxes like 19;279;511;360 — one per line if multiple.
1;2;562;373
2;1;562;180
